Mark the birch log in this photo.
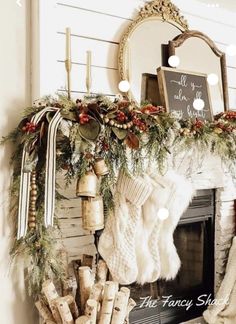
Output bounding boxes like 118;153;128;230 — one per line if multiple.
85;299;97;324
111;291;128;324
96;260;108;284
89;283;103;302
75;316;90;324
58;295;79;319
56;299;74;324
42;280;62;324
78;266;94;312
124;298;136;324
120;287;130;305
89;283;103;320
35;299;55;322
99;281;118;324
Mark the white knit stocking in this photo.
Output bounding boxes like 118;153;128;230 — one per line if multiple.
98;172;153;285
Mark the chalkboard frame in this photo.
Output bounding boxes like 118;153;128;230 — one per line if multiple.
157;66;214;121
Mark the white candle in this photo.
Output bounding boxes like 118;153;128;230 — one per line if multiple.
66;27;71;62
86;50;92;95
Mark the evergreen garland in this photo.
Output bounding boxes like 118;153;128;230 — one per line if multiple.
2;94;236;297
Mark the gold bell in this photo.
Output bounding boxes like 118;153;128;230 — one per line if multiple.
93;158;109;176
76;171;97;197
81;196;104;231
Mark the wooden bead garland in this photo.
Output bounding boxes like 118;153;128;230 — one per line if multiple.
28;170;37;229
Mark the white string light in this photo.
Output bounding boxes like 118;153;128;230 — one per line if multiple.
118;80;130;93
168;55;180;68
207;73;219;86
193;98;205;111
157;208;169;220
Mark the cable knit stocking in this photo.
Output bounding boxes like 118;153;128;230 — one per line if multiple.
98;172;153;285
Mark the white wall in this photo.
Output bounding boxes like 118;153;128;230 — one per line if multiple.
0;0;37;323
34;0;236;107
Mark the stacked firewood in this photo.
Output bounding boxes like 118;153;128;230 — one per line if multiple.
36;257;136;324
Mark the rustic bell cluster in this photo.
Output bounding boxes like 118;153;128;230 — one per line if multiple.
76;158;109;232
36;254;136;324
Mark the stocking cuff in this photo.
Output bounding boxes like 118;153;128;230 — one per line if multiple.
116;172;152;206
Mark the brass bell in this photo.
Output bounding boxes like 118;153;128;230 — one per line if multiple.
81;196;104;231
93;158;109;176
76;171;97;197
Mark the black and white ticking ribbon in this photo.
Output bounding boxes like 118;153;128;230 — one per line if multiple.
44;109;63;227
17;107;62;239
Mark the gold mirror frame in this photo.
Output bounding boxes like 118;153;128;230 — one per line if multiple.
118;0;189;98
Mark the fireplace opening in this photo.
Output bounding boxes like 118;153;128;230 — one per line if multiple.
129;189;215;324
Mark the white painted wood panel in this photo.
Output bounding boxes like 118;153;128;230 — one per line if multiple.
229;88;236;109
57;0;142;19
57;33;119;69
227;67;236;89
56;4;130;43
184;13;236;45
57;218;88;237
174;0;236;28
56;61;119;95
57;206;82;219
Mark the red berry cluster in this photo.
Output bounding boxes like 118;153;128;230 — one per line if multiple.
22;122;37;133
215;122;235;133
79;113;90;124
224;111;236;120
102;142;109;151
141;105;163;114
193;118;204;129
118;100;130;109
116;111;128;123
215;111;236;121
132;116;147;131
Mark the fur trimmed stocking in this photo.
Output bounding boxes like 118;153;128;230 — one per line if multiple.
148;170;195;280
98;172;153;285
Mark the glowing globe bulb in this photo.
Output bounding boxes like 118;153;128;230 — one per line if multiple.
168;55;180;68
157;208;169;220
193;98;205;111
118;80;130;92
226;44;236;57
207;73;219;86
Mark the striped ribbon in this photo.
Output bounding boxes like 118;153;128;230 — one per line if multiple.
17;107;62;239
44;110;63;227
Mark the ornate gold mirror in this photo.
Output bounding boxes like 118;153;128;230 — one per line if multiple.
168;30;229;114
118;0;189;103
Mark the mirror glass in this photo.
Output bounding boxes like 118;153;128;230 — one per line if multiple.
173;37;225;115
124;19;183;103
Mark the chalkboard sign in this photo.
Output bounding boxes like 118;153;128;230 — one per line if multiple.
157;67;213;121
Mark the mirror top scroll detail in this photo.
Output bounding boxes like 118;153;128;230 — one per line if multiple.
118;0;189;103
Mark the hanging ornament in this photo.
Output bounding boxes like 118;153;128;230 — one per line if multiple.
28;170;37;229
93;158;109;176
81;196;104;231
76;171;98;197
